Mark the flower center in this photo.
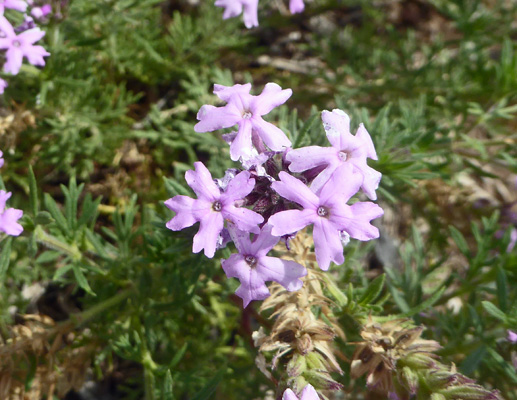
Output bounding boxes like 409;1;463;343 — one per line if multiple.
242;110;252;119
317;206;329;218
338;151;350;162
212;201;222;212
244;255;257;267
12;40;21;47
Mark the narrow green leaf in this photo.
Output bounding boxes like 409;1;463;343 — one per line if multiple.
0;238;12;282
359;274;385;305
191;368;225;400
44;194;69;235
293;113;319;148
401;286;445;317
72;264;95;295
481;301;507;322
170;343;188;369
449;226;469;256
460;345;486;375
28;166;38;215
163;370;174;400
496;266;508;312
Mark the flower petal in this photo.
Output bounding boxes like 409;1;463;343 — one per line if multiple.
356;123;378;160
185;162;220;202
194;104;241;133
235;276;270;307
18;28;45;44
213;83;251;101
252;117;291;151
300;384;320;400
192;212;224;258
250;224;279;256
4;47;23;75
282;389;300;400
242;0;259;28
272;171;319;209
269;208;315;237
313;219;344;271
223;205;263;234
257;256;306;291
331;202;383;241
0;207;23;236
164;196;198;231
321;109;352;150
251;83;292;116
0;16;15;38
286;146;336;173
230;120;253;161
319;164;362;205
222;170;255;202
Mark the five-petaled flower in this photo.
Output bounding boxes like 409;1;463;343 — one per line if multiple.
165;161;263;258
269;166;383;270
282;384;320;400
195;83;292;162
222;224;306;307
287;109;381;200
0;16;50;75
0;190;23;236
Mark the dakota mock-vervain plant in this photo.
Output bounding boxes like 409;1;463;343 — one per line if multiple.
167;82;383;304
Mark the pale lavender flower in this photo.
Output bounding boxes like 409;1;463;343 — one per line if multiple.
195;83;292;161
0;16;49;74
214;0;258;28
286;109;381;200
269;166;383;270
0;0;27;13
282;384;320;400
222;224;306;307
289;0;304;14
508;330;517;344
0;190;23;236
31;4;51;19
165;162;263;258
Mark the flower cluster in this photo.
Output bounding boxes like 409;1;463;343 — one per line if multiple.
0;150;23;236
0;0;51;93
165;82;383;307
214;0;304;29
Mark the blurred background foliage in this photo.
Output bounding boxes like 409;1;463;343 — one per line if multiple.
0;0;515;399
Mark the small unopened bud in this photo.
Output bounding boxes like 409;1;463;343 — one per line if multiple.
440;384;500;399
400;367;419;394
287;353;307;377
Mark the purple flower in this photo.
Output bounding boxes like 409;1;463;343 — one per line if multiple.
31;4;52;19
0;0;27;13
289;0;304;14
222;224;306;307
282;384;320;400
286;109;381;200
214;0;258;28
165;162;263;258
508;330;517;344
195;83;292;161
0;16;49;75
0;190;23;236
268;166;383;270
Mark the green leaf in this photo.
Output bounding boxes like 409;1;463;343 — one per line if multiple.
401;286;445;317
169;343;188;369
496;266;508;312
72;264;95;295
359;274;385;305
163;370;174;400
191;367;225;400
449;226;469;257
28;166;38;216
460;345;486;375
34;211;55;226
481;301;507;322
44;194;69;235
293;113;319;148
0;238;12;282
